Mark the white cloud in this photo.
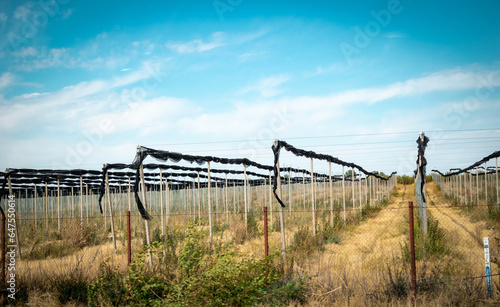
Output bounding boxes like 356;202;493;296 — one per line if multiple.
166;32;225;53
83;96;189;135
180;68;500;139
11;46;38;57
240;75;290;97
0;72;15;89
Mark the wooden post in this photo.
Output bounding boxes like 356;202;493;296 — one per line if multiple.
329;162;333;227
197;172;201;222
105;169;117;253
342;165;346;222
351;167;355;212
310;158;316;236
485;162;488;205
496;158;499;207
469;172;473;204
127;211;131;266
358;173;362;211
160;169;164;237
79;176;83;223
269;171;273;227
45;182;48;231
207;161;212;242
86;183;89;223
288;169;292;215
476;167;480;205
34;183;37;228
264;206;269;257
57;178;61;232
365;175;368;207
274;140;286;253
166;178;170;224
225;173;229;224
244;164;248;235
138;147;153;269
215;180;219;223
302;172;306;211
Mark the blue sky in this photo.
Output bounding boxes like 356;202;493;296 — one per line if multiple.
0;0;499;176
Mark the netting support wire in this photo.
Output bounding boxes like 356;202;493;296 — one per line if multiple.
138;146;153;269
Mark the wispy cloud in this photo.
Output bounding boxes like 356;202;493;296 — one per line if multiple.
166;32;225;53
0;72;15;90
240;74;290;98
180;68;500;138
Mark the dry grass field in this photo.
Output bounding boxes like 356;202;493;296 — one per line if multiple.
5;181;500;306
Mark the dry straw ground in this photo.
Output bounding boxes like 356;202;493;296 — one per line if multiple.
8;182;500;306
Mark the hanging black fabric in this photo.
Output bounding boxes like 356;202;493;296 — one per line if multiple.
432;151;500;177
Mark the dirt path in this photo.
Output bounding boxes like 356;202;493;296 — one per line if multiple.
426;182;496;276
302;184;411;279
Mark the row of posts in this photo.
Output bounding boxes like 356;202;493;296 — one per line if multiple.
433;157;499;206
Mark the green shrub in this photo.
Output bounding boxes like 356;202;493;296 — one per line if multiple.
397;175;415;185
401;211;449;262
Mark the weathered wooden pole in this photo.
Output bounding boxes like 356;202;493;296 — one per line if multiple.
310;158;316;236
57;178;61;232
207;161;213;242
138;147;153;269
496;158;499;207
274;140;286;253
329;162;333;227
351;167;355;212
485;162;488;205
244;164;248;235
160;169;164;237
105;169;117;254
342;165;346;222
